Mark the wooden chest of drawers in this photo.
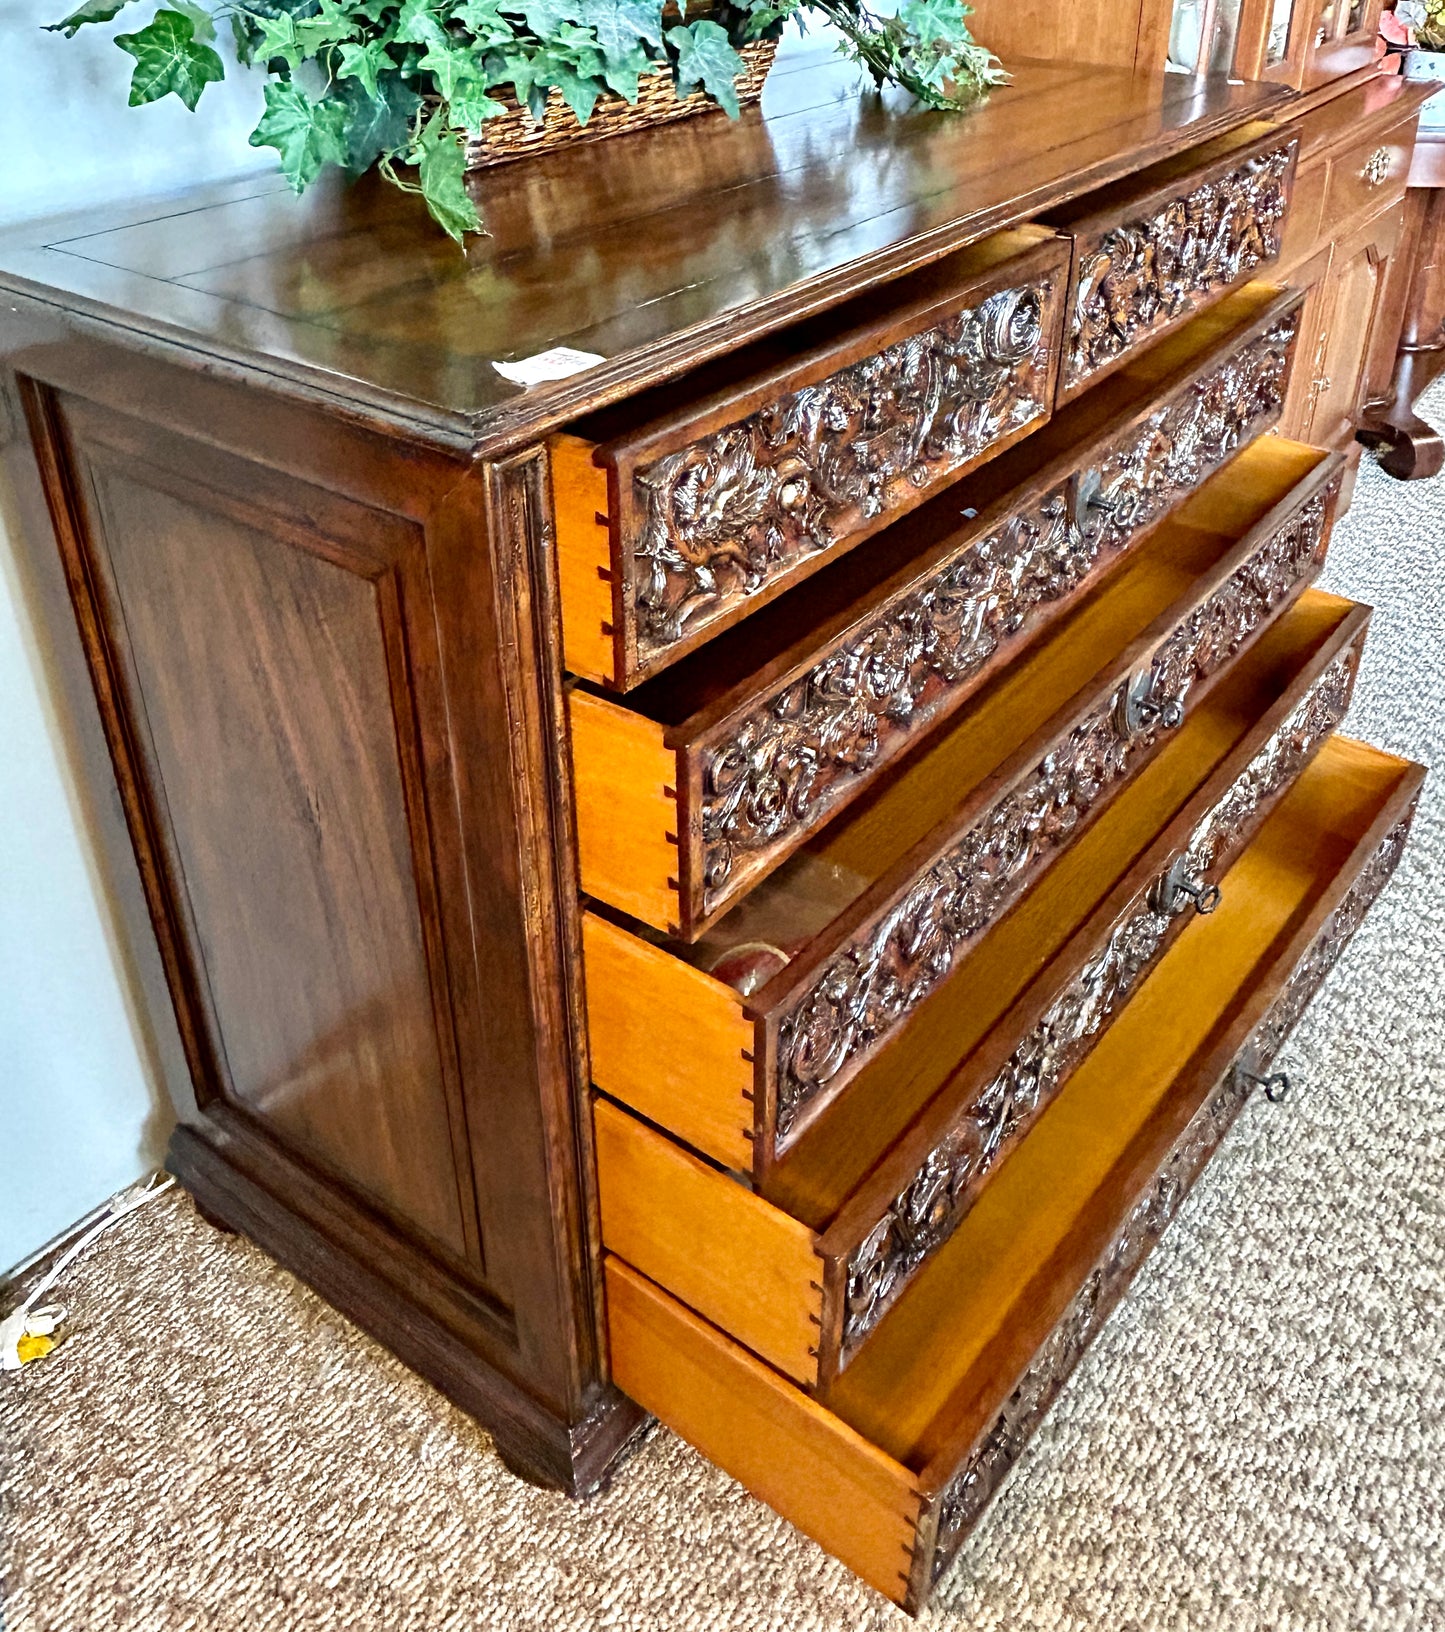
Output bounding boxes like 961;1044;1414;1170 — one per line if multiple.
0;42;1423;1616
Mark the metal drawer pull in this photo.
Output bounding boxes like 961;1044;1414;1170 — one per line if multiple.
1361;147;1392;188
1151;856;1222;917
1240;1067;1292;1103
1119;670;1186;736
1074;468;1116;531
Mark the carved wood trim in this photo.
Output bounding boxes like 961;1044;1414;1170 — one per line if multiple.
1064;142;1296;394
626;270;1065;668
919;804;1418;1599
836;628;1364;1363
695;310;1303;920
768;469;1339;1152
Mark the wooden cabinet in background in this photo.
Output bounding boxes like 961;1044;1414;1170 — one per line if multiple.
1271;75;1432;504
1311;205;1406;446
1308;0;1386;86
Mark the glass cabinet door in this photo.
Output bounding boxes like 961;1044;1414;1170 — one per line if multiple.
1310;0;1382;80
1167;0;1251;72
1266;0;1299;63
1162;0;1368;80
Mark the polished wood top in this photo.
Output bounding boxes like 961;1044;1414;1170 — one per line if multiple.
0;41;1287;451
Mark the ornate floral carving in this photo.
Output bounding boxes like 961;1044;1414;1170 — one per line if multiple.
927;1068;1254;1583
697;313;1301;913
1084;311;1299;553
839;635;1361;1360
771;477;1335;1148
924;811;1415;1590
1067;143;1293;390
630;281;1057;660
1246;811;1414;1070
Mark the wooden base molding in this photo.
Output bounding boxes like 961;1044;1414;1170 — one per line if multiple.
169;1124;648;1495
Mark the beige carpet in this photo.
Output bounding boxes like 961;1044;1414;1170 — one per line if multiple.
4;431;1445;1632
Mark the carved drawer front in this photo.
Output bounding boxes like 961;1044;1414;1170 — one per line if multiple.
572;284;1305;940
584;436;1344;1181
550;227;1070;691
605;737;1424;1614
593;588;1370;1393
1046;121;1298;403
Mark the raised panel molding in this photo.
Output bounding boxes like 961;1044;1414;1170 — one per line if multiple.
31;388;487;1270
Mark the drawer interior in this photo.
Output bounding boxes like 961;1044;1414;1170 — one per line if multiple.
825;733;1418;1466
595;590;1367;1390
766;587;1363;1226
584;433;1335;1171
605;734;1419;1607
674;435;1330;975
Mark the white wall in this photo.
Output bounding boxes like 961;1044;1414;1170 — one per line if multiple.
0;0;274;1270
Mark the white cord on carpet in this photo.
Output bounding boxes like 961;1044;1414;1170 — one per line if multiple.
0;1174;176;1372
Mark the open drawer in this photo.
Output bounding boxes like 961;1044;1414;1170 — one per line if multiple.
571;284;1305;938
550;228;1070;689
595;588;1370;1390
607;736;1424;1614
1045;121;1298;403
584;437;1343;1176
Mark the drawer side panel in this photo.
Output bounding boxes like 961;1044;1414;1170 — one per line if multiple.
605;1257;922;1605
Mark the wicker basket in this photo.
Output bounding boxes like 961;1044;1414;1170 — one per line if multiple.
461;39;777;170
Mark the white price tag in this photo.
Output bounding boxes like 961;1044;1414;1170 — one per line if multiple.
492;346;606;387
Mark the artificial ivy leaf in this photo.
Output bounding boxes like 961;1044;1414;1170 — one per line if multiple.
450;0;515;42
114;10;225;109
547;22;604;71
665;19;741;115
545;58;601;121
513;0;585;38
247;10;302;68
295;0;363;52
486;42;544;102
575;0;664;61
418;32;485;97
416;112;482;241
170;0;216;43
336;36;390;96
248;78;349;190
598;39;647;99
335;70;419;170
395;0;448;45
45;0;132;37
740;0;795;37
898;0;972;46
448;77;507;129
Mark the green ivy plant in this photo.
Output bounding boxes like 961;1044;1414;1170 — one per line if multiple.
47;0;1005;241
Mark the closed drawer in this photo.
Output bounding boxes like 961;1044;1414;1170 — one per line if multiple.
1324;115;1417;232
573;285;1305;938
607;735;1424;1612
585;437;1343;1177
551;228;1070;690
596;588;1370;1390
1046;122;1297;402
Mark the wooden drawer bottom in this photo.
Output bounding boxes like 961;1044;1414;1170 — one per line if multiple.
597;588;1369;1389
606;736;1423;1613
